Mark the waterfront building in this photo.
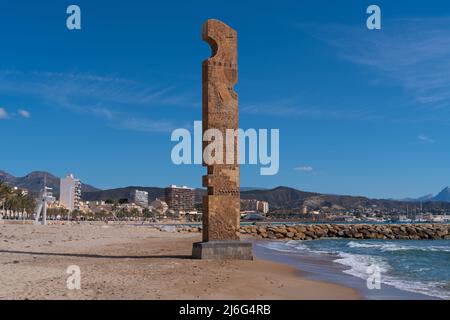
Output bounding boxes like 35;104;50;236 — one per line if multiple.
130;189;149;207
256;201;269;214
59;173;81;211
164;185;194;212
240;199;269;214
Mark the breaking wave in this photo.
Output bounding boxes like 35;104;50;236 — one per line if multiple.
258;239;450;299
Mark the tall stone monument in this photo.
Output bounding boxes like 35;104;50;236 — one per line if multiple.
192;19;253;260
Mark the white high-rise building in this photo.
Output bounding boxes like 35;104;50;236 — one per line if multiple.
59;173;81;211
130;190;149;207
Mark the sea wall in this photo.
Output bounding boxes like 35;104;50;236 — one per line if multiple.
239;224;450;240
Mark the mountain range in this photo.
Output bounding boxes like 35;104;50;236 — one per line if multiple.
434;187;450;202
240;187;450;211
79;185;450;211
0;171;99;196
401;187;450;203
1;170;450;210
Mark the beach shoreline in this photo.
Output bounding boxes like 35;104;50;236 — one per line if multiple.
252;239;441;300
0;223;359;300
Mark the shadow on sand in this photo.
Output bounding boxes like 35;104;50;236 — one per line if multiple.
0;250;192;260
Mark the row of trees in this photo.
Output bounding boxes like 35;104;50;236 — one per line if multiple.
44;207;158;222
0;182;37;219
0;183;199;222
81;207;157;221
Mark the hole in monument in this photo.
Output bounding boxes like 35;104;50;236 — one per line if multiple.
204;36;218;58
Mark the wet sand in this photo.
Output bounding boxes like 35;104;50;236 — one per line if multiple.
0;223;359;300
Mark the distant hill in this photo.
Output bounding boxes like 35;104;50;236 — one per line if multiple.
400;187;450;203
82;187;269;203
82;186;165;202
3;169;450;210
241;186;319;208
240;186;373;210
0;170;100;196
418;194;436;202
82;185;450;211
400;194;435;202
434;187;450;202
241;186;450;211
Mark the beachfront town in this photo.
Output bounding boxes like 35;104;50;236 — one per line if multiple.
0;173;449;224
0;173;269;223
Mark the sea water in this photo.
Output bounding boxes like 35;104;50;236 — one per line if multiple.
256;239;450;299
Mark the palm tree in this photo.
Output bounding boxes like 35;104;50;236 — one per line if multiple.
5;187;19;218
0;182;11;218
0;182;36;219
19;193;36;219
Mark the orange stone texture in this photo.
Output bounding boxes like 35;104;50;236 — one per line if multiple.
202;19;240;242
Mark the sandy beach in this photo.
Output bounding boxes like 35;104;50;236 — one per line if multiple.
0;222;359;300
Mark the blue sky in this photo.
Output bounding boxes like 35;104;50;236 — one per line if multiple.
1;0;450;199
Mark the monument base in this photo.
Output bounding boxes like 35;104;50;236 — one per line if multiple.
192;241;253;260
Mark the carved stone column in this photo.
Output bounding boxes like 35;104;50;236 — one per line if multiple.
192;19;252;260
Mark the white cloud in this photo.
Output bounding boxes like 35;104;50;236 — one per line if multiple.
0;107;8;119
241;102;377;121
418;134;435;144
118;117;176;133
301;18;450;109
18;109;31;118
295;166;313;172
0;70;190;133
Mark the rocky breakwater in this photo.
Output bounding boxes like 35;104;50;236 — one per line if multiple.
239;224;450;240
